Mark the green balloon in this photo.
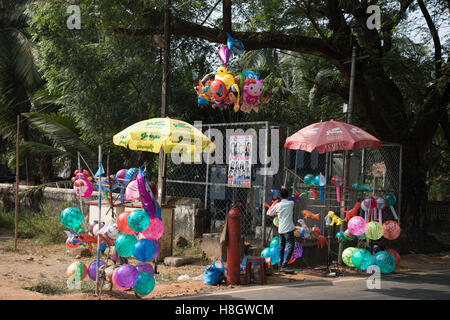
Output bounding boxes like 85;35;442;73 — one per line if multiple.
385;193;396;207
351;249;373;270
269;237;279;248
304;174;316;187
133;272;156;296
342;247;358;267
115;233;138;257
60;207;83;229
372;251;396;274
365;221;384;240
127;210;150;232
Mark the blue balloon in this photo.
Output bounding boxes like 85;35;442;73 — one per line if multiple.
226;32;244;57
133;239;156;262
100;242;107;253
242;70;259;80
269;245;279;265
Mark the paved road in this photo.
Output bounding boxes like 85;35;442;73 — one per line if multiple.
170;268;450;300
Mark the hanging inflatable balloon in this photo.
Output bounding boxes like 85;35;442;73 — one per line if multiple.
385;249;401;270
117;211;134;234
372;251;396;274
125;180;140;200
113;264;139;290
67;261;88;281
127;209;150;233
115;233;138;257
342;247;358;267
218;45;231;67
226;32;244;57
351;249;372;270
347;216;366;236
133;239;156;262
384;193;399;220
315;173;326;201
133;272;156;296
382;220;401;240
88;260;106;281
365;221;384;240
304;174;317;199
331;175;343;202
60;207;84;230
136;262;155;275
142;217;164;241
137;169;155;218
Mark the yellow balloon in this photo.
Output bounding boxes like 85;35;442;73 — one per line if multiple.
216;66;236;90
273;217;279;227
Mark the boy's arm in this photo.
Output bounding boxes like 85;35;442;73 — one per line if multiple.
267;203;279;216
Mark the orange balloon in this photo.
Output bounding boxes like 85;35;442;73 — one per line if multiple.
117;211;134;234
382;220;401;240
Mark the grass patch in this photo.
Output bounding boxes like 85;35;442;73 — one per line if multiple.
23;279;97;296
173;243;208;262
0;202;70;245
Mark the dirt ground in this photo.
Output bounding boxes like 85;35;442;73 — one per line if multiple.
1;227;449;300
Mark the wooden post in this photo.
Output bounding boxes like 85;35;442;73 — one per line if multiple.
14;115;20;250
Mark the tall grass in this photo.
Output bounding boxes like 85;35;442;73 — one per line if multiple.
0;202;72;244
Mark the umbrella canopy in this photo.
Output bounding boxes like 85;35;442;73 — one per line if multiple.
284;119;381;153
113;117;215;154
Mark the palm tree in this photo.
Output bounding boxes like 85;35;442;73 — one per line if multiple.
0;0;43;182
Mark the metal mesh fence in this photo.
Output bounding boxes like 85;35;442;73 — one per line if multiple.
165;121;402;248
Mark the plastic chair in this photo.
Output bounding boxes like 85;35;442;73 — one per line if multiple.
244;256;266;285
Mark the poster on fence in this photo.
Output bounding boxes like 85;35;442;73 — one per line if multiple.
227;135;252;188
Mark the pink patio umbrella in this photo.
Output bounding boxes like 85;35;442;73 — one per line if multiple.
284;119;381;153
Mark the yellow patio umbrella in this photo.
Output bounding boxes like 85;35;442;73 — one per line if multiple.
113;117;215;154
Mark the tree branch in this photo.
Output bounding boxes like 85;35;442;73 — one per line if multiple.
417;0;443;78
113;8;342;62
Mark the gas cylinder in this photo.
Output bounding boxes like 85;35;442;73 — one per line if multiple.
226;205;241;285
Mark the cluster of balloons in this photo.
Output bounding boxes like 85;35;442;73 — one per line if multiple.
72;170;93;198
260;236;303;266
66;260;156;296
341;247;400;274
304;173;344;202
193;33;271;113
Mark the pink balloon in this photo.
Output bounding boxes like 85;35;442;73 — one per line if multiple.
73;178;93;198
218;45;230;66
142;218;164;240
347;216;366;236
125;180;140;200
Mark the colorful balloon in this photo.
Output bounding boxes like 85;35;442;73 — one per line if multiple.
66;261;87;281
88;260;106;281
106;222;120;239
273;216;279;227
351;249;372;270
115;169;127;185
315;173;326;201
127;209;150;233
342;247;358;267
113;264;138;289
304;174;317;199
331;175;343;202
60;207;83;230
382;220;401;240
125;180;140;200
335;231;346;243
372;251;396;274
142;217;164;240
137;169;155;218
384;193;399;220
73;178;93;199
347;216;366;236
365;221;384;240
115;233;137;257
385;249;401;269
269;237;279;248
226;32;244;57
136;262;155;275
133;272;156;296
218;45;231;66
133;239;156;262
260;247;270;258
117;211;134;234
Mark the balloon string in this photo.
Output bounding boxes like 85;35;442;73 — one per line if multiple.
390;206;398;220
336;187;340;203
379;209;382;225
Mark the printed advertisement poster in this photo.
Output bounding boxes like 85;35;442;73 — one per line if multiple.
227;135;252;188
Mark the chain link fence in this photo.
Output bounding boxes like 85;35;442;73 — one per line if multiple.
165;121;402;248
